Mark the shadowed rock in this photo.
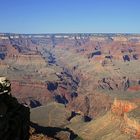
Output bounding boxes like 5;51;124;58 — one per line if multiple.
47;82;58;91
30;122;80;140
0;77;30;140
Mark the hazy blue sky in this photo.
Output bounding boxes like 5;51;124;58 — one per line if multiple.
0;0;140;33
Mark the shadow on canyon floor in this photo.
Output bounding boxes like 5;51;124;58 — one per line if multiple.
30;122;79;140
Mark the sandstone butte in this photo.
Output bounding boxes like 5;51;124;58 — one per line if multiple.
111;98;140;139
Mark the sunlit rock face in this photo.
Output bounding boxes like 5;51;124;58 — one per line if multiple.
111;99;137;115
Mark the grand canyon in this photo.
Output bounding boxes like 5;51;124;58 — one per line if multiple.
1;33;140;140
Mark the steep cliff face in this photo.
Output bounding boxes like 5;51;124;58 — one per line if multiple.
7;54;46;66
111;99;140;139
11;81;52;107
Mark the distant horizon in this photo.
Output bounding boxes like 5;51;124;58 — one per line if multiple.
1;32;140;35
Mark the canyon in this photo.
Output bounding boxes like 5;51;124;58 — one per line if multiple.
1;33;140;139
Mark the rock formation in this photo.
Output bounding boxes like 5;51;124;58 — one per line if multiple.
0;77;30;140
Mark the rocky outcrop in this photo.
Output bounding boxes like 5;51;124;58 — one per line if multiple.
123;113;140;139
111;99;140;139
111;99;137;116
98;77;130;91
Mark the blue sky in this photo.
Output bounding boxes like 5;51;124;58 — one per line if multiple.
0;0;140;33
